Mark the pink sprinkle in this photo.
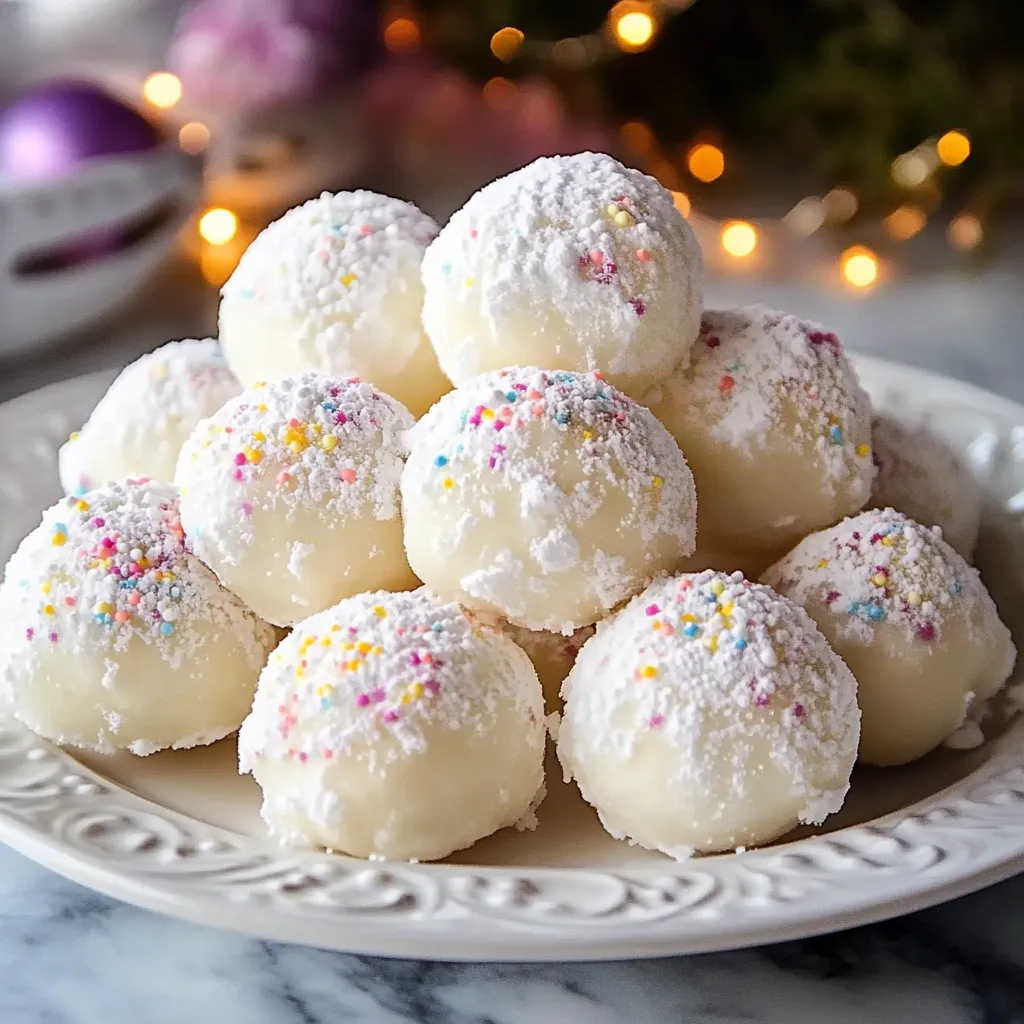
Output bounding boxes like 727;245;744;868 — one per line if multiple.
424;679;440;695
277;471;290;485
234;452;247;466
493;420;505;432
340;468;357;484
410;652;421;666
706;335;720;349
298;751;308;762
49;631;58;643
372;687;387;703
629;296;646;317
324;749;333;759
359;223;374;236
852;532;861;540
114;610;130;624
870;533;884;544
794;703;806;719
25;628;33;640
756;693;772;708
470;228;478;239
469;415;482;427
348;626;359;634
129;562;141;575
636;248;650;262
825;590;840;605
101;537;114;549
335;411;347;425
241;502;253;517
92;517;105;527
649;714;664;729
64;597;75;607
128;592;141;606
329;385;342;397
917;623;936;642
589;248;604;266
356;694;370;707
646;604;660;616
383;710;399;723
232;468;243;481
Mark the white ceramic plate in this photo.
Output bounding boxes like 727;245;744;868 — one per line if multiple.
1;359;1024;962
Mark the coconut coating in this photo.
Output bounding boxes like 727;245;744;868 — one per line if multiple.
58;339;241;494
763;508;1015;766
175;373;418;627
0;480;275;754
219;191;449;417
421;153;704;399
644;307;873;561
238;589;546;861
400;366;697;632
557;570;859;857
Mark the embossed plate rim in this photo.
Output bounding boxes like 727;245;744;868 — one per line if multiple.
1;357;1023;961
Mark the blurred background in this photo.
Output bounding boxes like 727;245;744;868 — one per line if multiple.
0;0;1022;402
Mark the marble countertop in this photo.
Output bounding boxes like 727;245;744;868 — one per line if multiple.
4;261;1024;1023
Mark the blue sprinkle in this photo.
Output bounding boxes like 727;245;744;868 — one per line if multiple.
556;372;574;382
706;593;718;603
123;579;137;590
459;411;468;429
160;622;174;636
321;401;335;412
829;425;843;444
505;391;517;402
170;586;181;599
683;623;699;637
73;486;88;497
431;622;443;633
441;262;452;275
734;638;748;650
456;443;465;455
866;603;886;622
952;581;964;594
555;412;570;425
434;455;448;468
54;522;67;534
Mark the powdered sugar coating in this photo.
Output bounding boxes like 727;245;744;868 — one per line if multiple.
0;479;275;752
58;339;241;494
871;413;981;560
176;373;417;626
219;191;448;416
400;367;697;632
239;589;546;860
645;306;873;556
557;570;859;857
421;153;704;398
763;508;1015;765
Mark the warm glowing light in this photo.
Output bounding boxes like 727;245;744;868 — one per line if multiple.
721;220;757;258
884;204;926;241
551;37;591;67
784;196;825;237
143;72;182;109
841;246;879;289
199;208;238;246
937;130;971;167
482;77;516;110
671;191;691;218
892;152;929;188
609;2;657;53
687;143;724;183
948;212;983;250
619;120;655;157
648;157;682;191
383;14;420;53
200;246;239;288
823;187;857;223
490;26;524;62
178;121;210;155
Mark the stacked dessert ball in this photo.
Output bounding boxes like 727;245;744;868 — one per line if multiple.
1;152;1016;864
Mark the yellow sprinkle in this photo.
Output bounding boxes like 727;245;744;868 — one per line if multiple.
316;685;332;697
357;641;372;655
652;621;662;630
709;580;726;597
41;582;50;595
640;665;657;678
295;668;305;678
256;403;268;412
872;573;887;586
372;646;383;655
481;408;496;420
373;605;387;618
582;430;594;440
340;272;358;286
74;500;89;512
817;559;829;569
321;434;338;451
331;624;341;632
652;476;663;489
856;443;871;457
253;431;266;442
52;534;66;547
463;277;475;288
719;602;734;617
703;634;719;653
443;477;454;490
401;694;412;705
253;381;267;389
288;440;305;454
881;536;895;547
248;449;263;464
347;659;361;671
828;414;840;425
409;682;425;699
321;637;331;647
614;209;635;228
606;203;620;216
43;604;54;615
681;613;697;623
343;642;355;651
908;591;922;606
68;431;80;441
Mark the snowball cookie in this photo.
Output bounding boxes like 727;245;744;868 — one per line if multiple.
645;306;873;561
0;480;275;754
871;413;981;560
498;621;595;709
238;589;546;860
219;191;449;417
557;570;859;857
763;508;1016;767
58;339;241;495
175;373;418;627
400;366;697;632
421;152;704;398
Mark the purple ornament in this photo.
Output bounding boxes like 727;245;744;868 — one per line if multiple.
0;80;161;183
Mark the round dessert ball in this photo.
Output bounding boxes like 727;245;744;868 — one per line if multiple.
58;339;241;495
175;373;417;627
498;621;595;709
645;306;874;561
238;589;546;861
219;191;449;417
0;480;275;754
762;508;1015;767
557;570;859;856
400;366;697;632
421;153;704;399
871;413;981;560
